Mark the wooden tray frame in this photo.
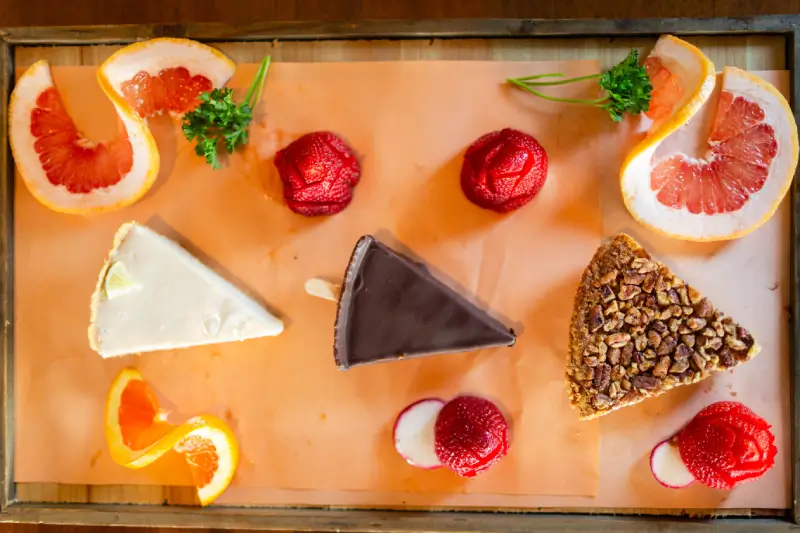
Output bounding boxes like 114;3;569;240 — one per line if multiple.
1;15;800;532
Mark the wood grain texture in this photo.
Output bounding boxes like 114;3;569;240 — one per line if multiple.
0;0;799;27
1;1;798;532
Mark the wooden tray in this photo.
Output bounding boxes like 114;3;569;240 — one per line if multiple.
1;16;799;532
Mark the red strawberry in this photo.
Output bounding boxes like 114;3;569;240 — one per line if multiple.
460;128;548;213
677;401;777;490
434;395;509;477
274;131;361;217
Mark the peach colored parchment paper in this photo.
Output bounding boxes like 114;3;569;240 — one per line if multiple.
14;60;606;502
212;70;792;511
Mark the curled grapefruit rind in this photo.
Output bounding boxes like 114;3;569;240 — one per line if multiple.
99;38;235;119
621;36;799;241
10;38;235;214
9;60;159;214
105;368;239;506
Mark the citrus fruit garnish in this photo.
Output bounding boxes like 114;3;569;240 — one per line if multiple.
99;38;235;119
9;60;158;214
9;38;235;214
105;368;239;506
103;261;138;299
621;35;799;241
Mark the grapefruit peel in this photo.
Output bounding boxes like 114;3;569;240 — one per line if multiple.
105;368;239;506
9;38;235;214
620;35;799;241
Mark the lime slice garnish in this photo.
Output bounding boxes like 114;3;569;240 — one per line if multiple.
104;261;138;299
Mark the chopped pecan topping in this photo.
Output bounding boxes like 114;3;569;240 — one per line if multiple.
677;286;690;306
656;290;671;306
687;317;707;331
623;271;646;285
618;284;642;301
669;360;690;374
657;335;677;356
621;340;634;358
647;330;662;348
620;390;641;404
642;272;657;293
688;286;702;304
693;298;712;318
706;337;723;351
637;261;659;274
592;393;612;410
594;363;611;392
719;346;735;367
606;333;631;348
674;343;692;360
651;320;668;334
596;270;618;286
588;305;604;332
632;375;660;390
652;356;671;378
600;284;615;303
624;307;642;325
738;327;755;349
668;288;680;304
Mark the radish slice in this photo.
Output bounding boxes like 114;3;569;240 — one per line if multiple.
650;438;696;489
393;398;446;469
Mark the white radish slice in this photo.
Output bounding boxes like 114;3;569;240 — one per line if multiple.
393;398;446;469
650;438;696;489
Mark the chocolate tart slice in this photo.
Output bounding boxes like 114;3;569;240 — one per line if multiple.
568;233;760;420
333;235;516;370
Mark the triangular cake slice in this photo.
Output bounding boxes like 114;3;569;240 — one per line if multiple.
89;222;284;357
568;233;760;420
333;235;516;370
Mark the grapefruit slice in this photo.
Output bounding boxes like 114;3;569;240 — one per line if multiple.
98;38;235;119
9;60;159;214
621;37;799;241
105;368;239;506
9;38;235;214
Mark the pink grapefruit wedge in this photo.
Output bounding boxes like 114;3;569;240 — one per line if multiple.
621;36;799;241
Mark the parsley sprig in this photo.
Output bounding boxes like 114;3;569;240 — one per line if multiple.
506;50;653;122
182;56;271;169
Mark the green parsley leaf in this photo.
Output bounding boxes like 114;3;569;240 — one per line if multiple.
182;56;271;169
506;49;653;123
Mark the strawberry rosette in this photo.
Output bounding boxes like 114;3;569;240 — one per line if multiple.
677;401;777;490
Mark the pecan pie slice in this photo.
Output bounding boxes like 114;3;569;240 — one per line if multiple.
567;233;760;420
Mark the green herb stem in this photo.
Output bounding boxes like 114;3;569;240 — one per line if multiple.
509;73;602;87
245;56;271;109
507;78;607;105
506;49;652;122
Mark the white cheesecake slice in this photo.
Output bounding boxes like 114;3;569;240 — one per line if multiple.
89;222;284;358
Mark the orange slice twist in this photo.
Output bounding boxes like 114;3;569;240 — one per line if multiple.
105;368;239;506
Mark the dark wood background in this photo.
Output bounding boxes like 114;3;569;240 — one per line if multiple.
0;0;799;27
1;0;797;532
